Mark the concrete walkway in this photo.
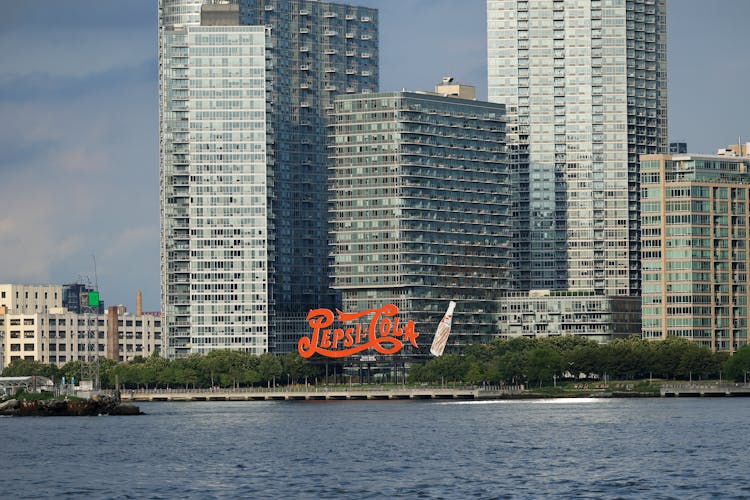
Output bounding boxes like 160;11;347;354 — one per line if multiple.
118;386;525;402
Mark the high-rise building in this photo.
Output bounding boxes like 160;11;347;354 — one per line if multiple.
330;86;510;349
641;153;750;352
487;0;667;296
159;0;378;357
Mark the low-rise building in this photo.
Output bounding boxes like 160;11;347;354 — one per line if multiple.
0;290;162;369
0;284;63;314
116;310;162;361
497;291;641;344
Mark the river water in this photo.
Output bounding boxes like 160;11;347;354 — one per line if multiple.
2;398;749;498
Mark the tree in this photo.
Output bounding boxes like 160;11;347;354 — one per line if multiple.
201;350;230;387
280;352;309;385
258;353;282;386
723;346;750;382
488;350;527;385
98;357;119;388
677;343;717;380
565;344;601;378
547;335;598;353
601;338;646;380
463;362;486;385
407;363;428;383
2;359;59;379
425;354;468;383
59;360;84;384
525;346;562;387
653;337;691;379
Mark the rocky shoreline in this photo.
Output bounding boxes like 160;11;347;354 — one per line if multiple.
0;396;142;416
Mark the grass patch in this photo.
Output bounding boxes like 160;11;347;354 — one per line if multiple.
11;390;84;402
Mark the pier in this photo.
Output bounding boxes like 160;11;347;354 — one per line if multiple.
118;386;526;402
661;383;750;397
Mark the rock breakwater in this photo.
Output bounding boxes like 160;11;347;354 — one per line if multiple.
0;396;142;416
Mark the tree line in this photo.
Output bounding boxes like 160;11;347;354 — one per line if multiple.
1;351;323;390
410;336;747;386
4;336;750;389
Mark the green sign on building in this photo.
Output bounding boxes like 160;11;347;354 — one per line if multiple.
87;291;100;307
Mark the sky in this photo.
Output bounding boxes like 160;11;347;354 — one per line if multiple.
0;0;748;311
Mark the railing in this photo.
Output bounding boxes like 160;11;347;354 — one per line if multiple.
109;385;526;402
119;384;519;395
661;383;750;391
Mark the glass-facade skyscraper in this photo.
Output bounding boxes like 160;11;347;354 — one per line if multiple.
159;0;378;357
487;0;667;296
330;90;510;350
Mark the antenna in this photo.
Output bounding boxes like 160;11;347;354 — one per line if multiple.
80;254;102;392
92;254;99;292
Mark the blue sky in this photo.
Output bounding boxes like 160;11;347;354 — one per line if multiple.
0;0;748;310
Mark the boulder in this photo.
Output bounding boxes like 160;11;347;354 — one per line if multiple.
0;399;19;411
108;403;142;416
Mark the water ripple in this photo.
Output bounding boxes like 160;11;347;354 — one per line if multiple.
3;399;750;498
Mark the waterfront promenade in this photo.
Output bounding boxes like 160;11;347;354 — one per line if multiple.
660;383;750;397
113;382;750;401
118;385;526;402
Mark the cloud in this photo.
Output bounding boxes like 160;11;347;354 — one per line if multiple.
1;0;749;313
0;66;159;309
0;58;156;102
0;190;85;282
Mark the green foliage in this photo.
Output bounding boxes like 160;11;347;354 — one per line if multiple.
525;346;563;387
98;350;317;389
2;359;60;379
723;345;750;382
409;335;729;387
9;336;736;390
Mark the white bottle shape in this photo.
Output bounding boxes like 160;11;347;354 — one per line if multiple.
430;301;456;357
